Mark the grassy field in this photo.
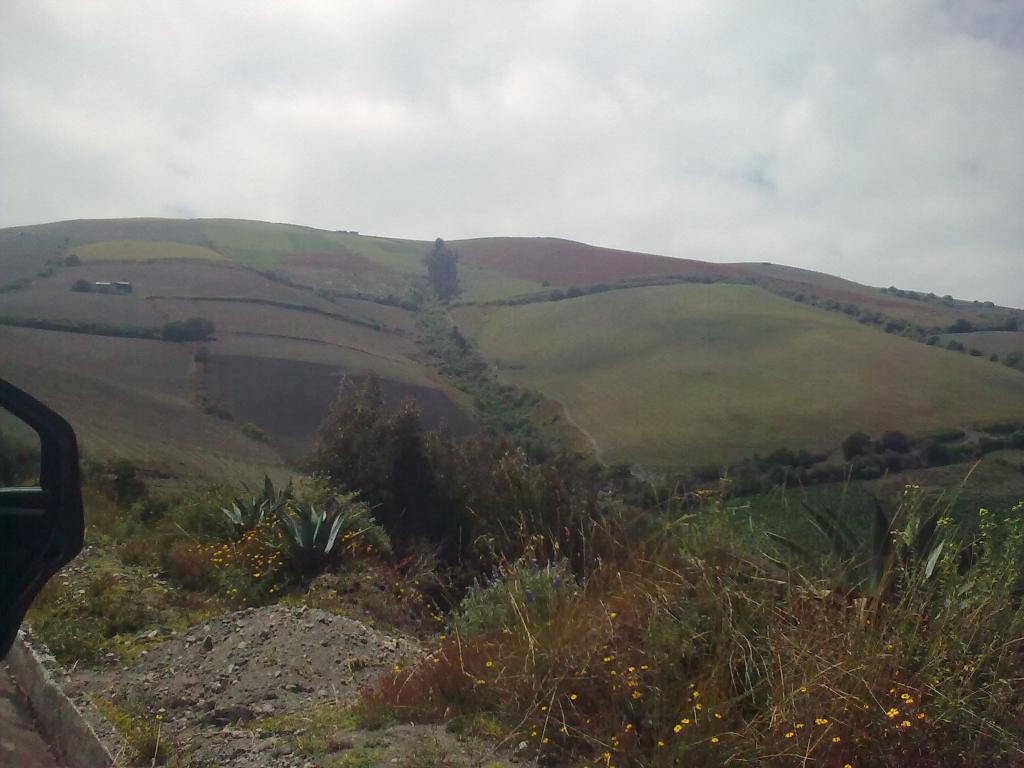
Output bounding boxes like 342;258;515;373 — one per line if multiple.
940;331;1024;358
201;219;426;272
739;262;1021;331
461;283;1024;468
733;451;1024;549
0;325;286;483
7;217;1020;313
0;261;365;328
4;216;1022;476
73;240;225;262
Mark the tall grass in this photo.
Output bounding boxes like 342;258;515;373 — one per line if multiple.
363;489;1024;766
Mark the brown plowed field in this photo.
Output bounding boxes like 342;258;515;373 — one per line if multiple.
0;326;285;482
0;261;350;327
204;354;476;457
452;237;742;286
0;281;166;326
280;250;413;297
147;298;414;359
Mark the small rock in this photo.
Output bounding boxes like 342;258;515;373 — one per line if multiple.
201;705;256;726
202;636;214;651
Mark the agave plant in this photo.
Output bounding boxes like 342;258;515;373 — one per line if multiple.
766;495;946;602
278;493;388;579
221;475;292;534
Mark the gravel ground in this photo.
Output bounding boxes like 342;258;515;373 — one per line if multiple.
63;604;515;767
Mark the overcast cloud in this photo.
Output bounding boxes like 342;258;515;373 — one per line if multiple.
1;1;1022;305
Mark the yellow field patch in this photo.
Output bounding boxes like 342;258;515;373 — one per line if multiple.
72;240;226;262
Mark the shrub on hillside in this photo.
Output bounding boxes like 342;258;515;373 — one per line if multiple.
984;420;1024;435
161;316;215;342
880;430;911;453
309;374;615;577
453;559;578;639
240;422;268;442
842;432;873;460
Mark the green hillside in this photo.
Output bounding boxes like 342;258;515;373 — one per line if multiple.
939;331;1024;361
459;283;1024;467
3;216;1023;477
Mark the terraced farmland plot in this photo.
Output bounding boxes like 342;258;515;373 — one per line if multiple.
462;283;1024;468
452;236;741;286
73;239;226;262
202;219;426;271
0;326;285;482
203;353;475;457
0;276;166;327
147;297;414;358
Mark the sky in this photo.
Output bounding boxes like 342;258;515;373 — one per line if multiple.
2;1;1022;306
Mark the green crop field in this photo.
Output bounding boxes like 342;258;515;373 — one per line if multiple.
461;283;1024;468
73;240;226;262
201;219;426;272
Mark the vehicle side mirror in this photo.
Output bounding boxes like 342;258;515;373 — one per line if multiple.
0;378;83;657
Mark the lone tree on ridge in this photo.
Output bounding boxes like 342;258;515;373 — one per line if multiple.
423;238;460;300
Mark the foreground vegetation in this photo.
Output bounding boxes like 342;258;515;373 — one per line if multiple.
18;377;1022;767
366;488;1024;767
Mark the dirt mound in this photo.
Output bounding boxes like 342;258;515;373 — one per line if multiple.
128;605;418;715
75;605;424;766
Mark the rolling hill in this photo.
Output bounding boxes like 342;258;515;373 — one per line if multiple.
1;217;1022;480
457;284;1024;467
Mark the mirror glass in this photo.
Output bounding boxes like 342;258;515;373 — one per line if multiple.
0;408;41;487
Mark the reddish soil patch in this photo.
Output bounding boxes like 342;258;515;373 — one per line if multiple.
453;237;742;286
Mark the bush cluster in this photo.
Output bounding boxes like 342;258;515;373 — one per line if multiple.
161;316;215;342
363;492;1024;767
308;374;615;581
